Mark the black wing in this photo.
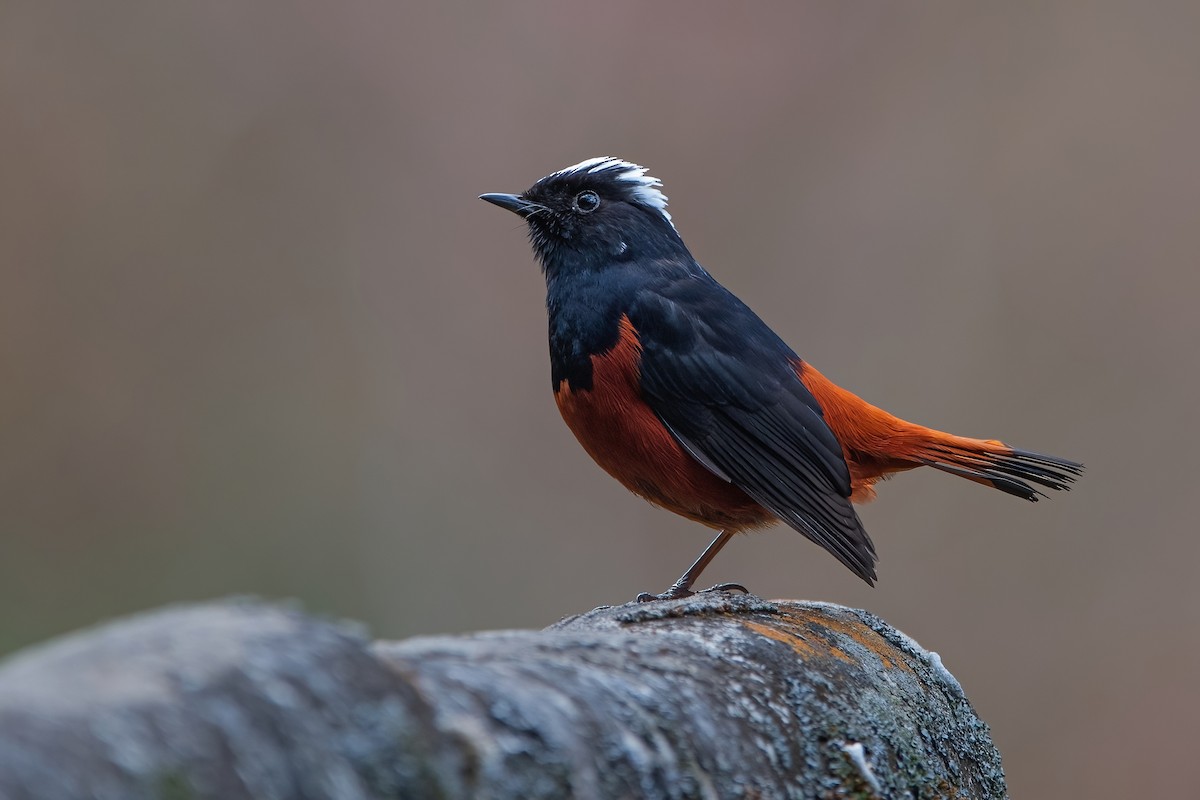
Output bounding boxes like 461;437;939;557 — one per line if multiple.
630;278;878;584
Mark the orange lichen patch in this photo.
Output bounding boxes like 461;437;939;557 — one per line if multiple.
740;620;820;659
741;606;915;675
802;612;903;672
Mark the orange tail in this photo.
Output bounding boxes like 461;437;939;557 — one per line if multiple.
904;432;1083;501
796;361;1083;503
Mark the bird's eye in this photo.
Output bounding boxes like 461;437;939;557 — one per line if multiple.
573;190;600;213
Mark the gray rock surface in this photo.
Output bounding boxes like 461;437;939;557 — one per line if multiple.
0;595;1006;799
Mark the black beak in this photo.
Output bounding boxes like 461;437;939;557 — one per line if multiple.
480;192;543;218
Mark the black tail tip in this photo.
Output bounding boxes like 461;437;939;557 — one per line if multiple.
1008;447;1086;477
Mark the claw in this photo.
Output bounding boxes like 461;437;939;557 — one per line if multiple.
636;587;692;603
700;582;749;595
635;531;745;603
635;581;749;603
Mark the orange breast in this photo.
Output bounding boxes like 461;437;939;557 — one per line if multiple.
554;316;772;531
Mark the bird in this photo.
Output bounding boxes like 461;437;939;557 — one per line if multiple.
480;157;1082;600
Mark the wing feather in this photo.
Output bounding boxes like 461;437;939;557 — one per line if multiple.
631;282;878;584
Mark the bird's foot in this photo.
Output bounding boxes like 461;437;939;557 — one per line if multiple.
636;581;749;603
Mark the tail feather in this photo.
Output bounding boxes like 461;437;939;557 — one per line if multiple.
792;360;1084;503
918;440;1084;502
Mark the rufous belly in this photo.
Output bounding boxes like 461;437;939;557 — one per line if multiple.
554;316;772;531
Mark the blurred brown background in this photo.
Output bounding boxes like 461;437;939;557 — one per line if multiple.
2;3;1196;797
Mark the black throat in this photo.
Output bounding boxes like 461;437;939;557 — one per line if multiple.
545;263;629;393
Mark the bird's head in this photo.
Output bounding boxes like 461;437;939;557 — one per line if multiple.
481;157;686;273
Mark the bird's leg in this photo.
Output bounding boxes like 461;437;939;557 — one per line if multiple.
636;530;748;602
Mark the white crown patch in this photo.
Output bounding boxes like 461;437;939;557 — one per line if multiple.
545;157;673;226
